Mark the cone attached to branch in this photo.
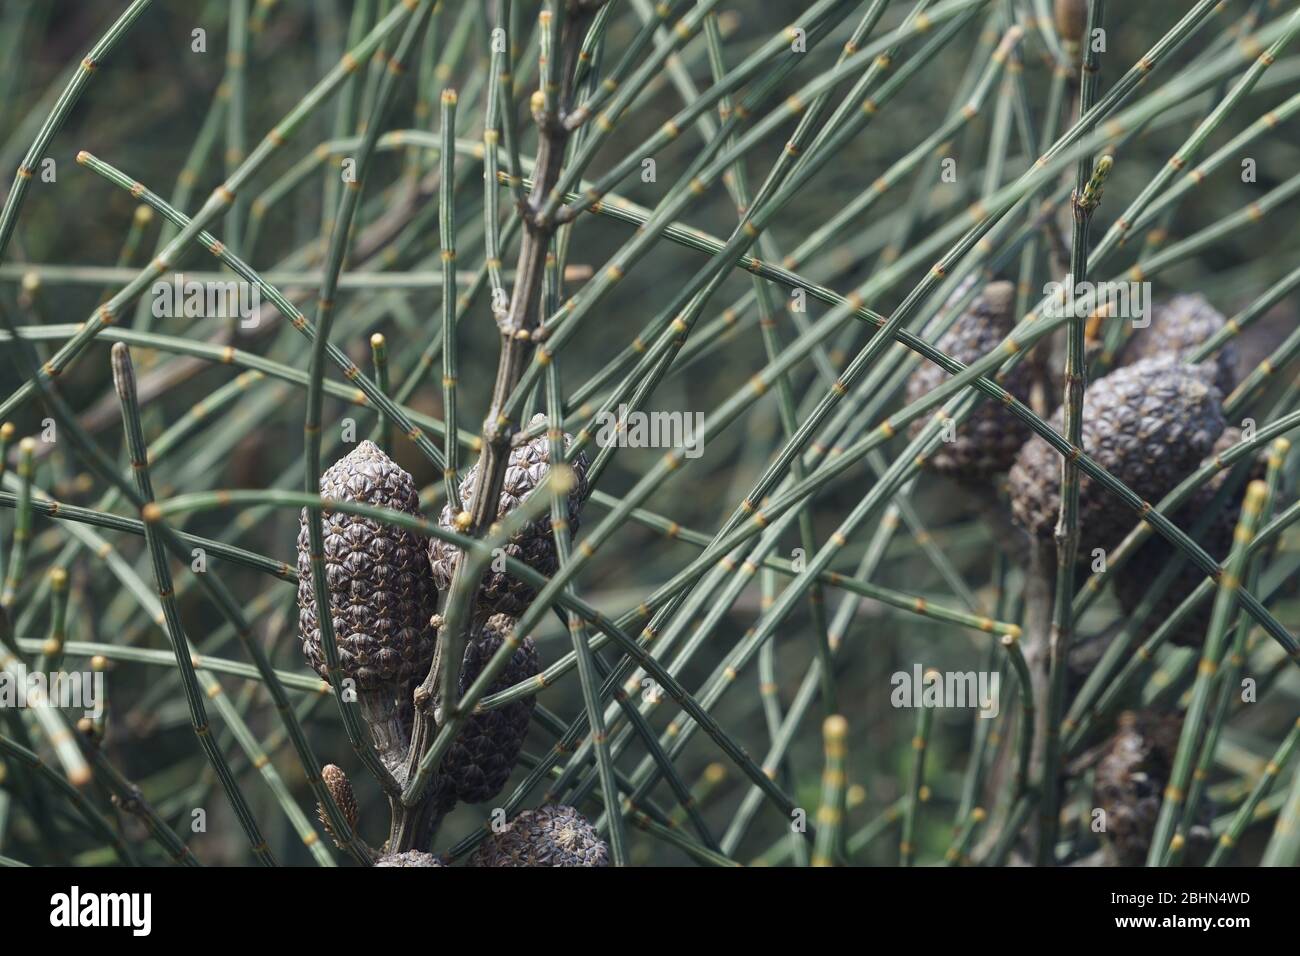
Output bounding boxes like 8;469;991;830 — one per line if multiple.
1009;357;1226;558
470;804;610;867
428;414;589;616
1118;293;1238;396
905;280;1043;478
1113;428;1272;646
434;614;540;809
316;763;359;849
296;441;438;773
1093;710;1212;865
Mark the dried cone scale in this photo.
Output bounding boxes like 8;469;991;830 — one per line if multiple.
297;441;437;774
374;850;445;867
429;414;590;616
1008;357;1226;558
435;614;540;807
1118;293;1238;396
905;280;1042;478
1093;710;1212;865
471;804;610;867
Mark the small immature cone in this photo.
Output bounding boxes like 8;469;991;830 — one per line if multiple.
317;763;358;849
1054;0;1088;47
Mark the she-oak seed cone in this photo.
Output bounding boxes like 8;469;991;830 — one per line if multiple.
1008;357;1226;557
905;280;1042;478
435;614;540;807
1054;0;1088;45
296;440;437;687
1113;428;1270;647
1118;293;1238;397
470;804;610;867
429;414;589;616
1093;710;1212;866
297;442;437;774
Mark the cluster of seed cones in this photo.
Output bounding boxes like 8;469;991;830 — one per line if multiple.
906;285;1274;859
297;415;609;867
907;284;1266;649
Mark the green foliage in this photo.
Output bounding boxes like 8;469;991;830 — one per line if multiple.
0;0;1298;867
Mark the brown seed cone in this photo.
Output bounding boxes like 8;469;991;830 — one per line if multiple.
435;614;540;806
316;763;359;849
1008;358;1226;558
1113;428;1271;647
296;440;437;689
905;281;1042;478
374;850;445;867
1093;710;1212;866
1118;293;1238;397
428;414;589;616
470;804;610;867
1054;0;1088;45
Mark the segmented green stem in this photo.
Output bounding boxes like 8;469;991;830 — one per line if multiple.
439;88;461;504
1039;0;1107;863
812;715;849;867
1147;481;1270;865
901;695;935;866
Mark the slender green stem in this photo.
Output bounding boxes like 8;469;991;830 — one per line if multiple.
812;715;849;867
1147;481;1270;866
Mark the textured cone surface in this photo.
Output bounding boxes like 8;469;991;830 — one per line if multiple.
296;441;437;688
470;804;610;867
1119;294;1238;396
317;763;358;848
437;615;540;805
1093;710;1212;865
1009;358;1225;557
905;282;1041;478
429;414;589;615
374;850;445;867
1114;429;1271;647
